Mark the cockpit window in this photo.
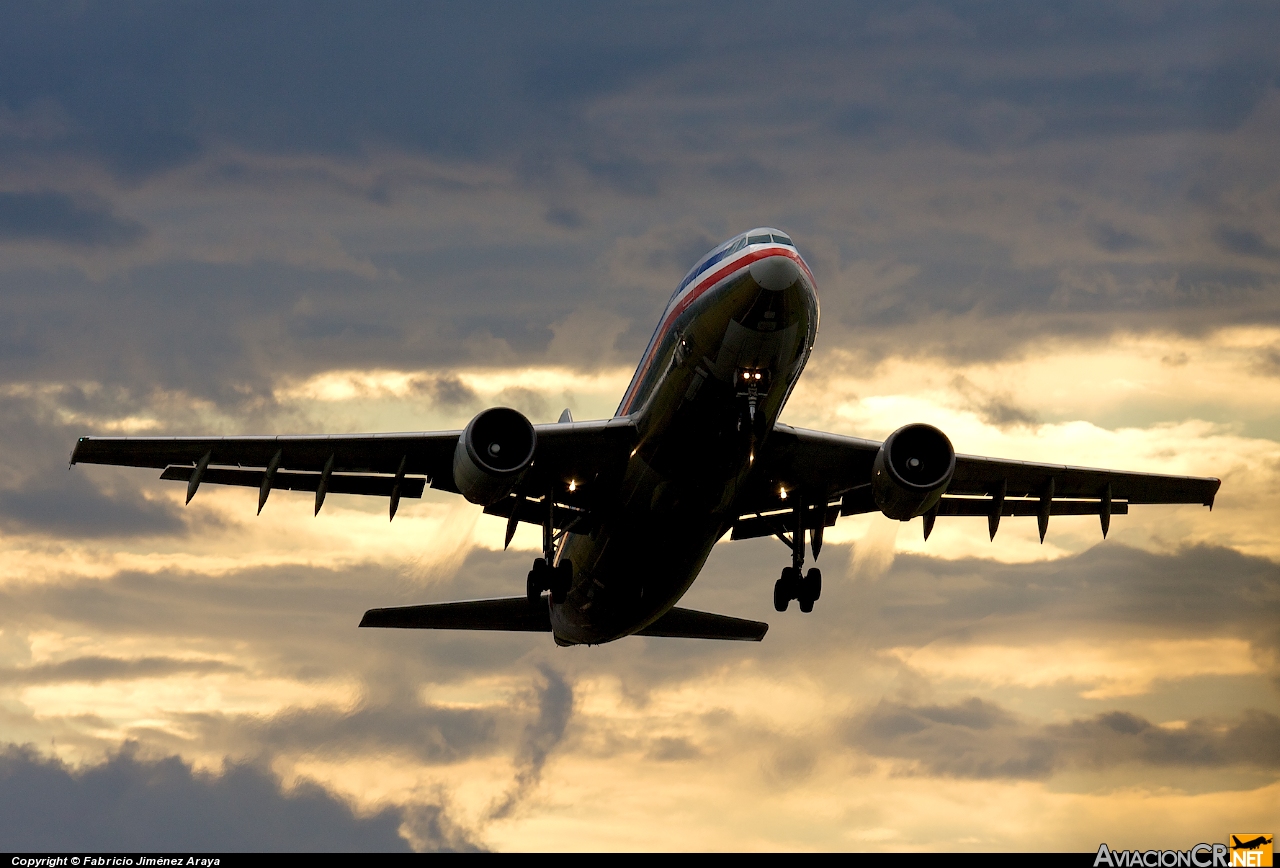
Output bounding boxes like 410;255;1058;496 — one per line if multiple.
671;231;797;300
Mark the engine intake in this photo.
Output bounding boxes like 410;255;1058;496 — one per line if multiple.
453;407;537;505
872;423;955;520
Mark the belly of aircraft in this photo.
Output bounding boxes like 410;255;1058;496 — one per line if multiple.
548;261;817;645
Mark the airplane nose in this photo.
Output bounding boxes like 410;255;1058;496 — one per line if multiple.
749;254;800;291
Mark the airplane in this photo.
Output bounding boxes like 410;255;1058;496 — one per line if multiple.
1232;836;1273;851
70;228;1221;646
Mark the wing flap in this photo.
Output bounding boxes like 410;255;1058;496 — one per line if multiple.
359;597;551;631
482;493;588;531
730;503;839;541
636;607;768;641
72;432;457;476
950;455;1219;505
158;465;427;499
938;496;1129;516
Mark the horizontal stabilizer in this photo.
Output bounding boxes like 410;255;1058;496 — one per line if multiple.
359;597;551;631
636;607;768;641
359;599;766;641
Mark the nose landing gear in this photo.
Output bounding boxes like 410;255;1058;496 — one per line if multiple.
772;493;823;613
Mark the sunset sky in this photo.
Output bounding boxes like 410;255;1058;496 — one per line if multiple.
0;1;1277;851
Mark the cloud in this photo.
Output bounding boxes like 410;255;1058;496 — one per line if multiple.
949;375;1039;429
1214;226;1280;260
0;743;417;850
0;192;145;247
0;656;238;685
180;702;500;767
0;472;185;538
1091;221;1153;254
0;2;1277;851
488;665;573;819
846;699;1280;780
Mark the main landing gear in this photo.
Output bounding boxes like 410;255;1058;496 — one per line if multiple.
773;493;822;613
528;557;572;604
774;565;821;613
527;489;573;605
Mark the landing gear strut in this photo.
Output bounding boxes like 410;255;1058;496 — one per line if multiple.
772;494;822;613
527;490;573;605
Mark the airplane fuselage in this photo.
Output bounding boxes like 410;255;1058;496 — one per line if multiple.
553;229;818;644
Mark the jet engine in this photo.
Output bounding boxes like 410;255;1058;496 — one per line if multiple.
452;407;537;505
871;423;955;520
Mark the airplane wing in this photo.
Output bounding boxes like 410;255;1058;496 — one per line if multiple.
731;423;1220;542
70;418;638;520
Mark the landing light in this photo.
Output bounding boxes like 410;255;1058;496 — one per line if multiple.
568;480;577;492
779;487;787;500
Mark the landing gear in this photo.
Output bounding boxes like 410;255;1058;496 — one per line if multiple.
799;568;821;612
527;489;573;605
527;557;573;604
527;559;546;604
771;493;824;613
773;566;821;612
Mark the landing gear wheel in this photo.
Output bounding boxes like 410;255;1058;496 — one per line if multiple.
773;580;789;612
774;566;800;612
805;567;822;602
527;557;548;604
550;559;573;604
796;568;821;613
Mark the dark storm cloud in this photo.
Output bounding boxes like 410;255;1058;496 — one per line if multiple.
0;191;145;247
1214;226;1280;260
0;1;1273;392
846;698;1280;780
0;471;185;538
2;2;1274;174
0;1;698;175
0;744;416;851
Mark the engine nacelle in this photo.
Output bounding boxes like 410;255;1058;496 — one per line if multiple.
872;423;955;520
452;407;537;505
